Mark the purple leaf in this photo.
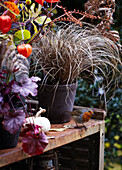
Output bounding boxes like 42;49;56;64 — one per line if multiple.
3;109;25;134
12;77;39;97
22;125;48;155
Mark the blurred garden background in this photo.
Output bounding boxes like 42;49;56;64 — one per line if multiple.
59;0;122;169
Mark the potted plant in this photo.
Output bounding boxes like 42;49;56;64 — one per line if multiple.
31;24;84;123
0;35;51;156
0;37;48;153
31;20;121;124
31;0;122;124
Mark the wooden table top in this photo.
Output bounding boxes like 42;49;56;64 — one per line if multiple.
0;118;105;168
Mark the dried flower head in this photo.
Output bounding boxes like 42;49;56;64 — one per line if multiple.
4;2;20;22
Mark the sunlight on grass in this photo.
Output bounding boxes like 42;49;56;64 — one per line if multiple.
109;163;122;170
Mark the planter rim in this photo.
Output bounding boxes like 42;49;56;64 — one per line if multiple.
39;82;78;92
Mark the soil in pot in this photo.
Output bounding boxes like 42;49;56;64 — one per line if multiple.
38;83;77;124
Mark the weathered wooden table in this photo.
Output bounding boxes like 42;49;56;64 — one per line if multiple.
0;106;106;170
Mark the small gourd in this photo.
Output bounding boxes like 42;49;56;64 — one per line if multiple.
25;108;51;133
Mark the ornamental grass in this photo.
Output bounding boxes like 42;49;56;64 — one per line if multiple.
31;22;121;87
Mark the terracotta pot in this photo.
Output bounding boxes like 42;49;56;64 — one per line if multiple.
38;83;77;124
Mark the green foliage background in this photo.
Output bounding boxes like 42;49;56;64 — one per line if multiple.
60;0;122;169
75;78;122;169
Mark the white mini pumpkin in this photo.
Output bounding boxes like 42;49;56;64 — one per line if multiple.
26;116;51;133
25;107;51;133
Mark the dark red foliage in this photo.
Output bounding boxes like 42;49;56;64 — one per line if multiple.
22;125;48;155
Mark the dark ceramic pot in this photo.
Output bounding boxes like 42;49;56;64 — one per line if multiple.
0;103;26;149
38;83;77;124
0;118;21;149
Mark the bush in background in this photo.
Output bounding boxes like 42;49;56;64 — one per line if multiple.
75;75;122;169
